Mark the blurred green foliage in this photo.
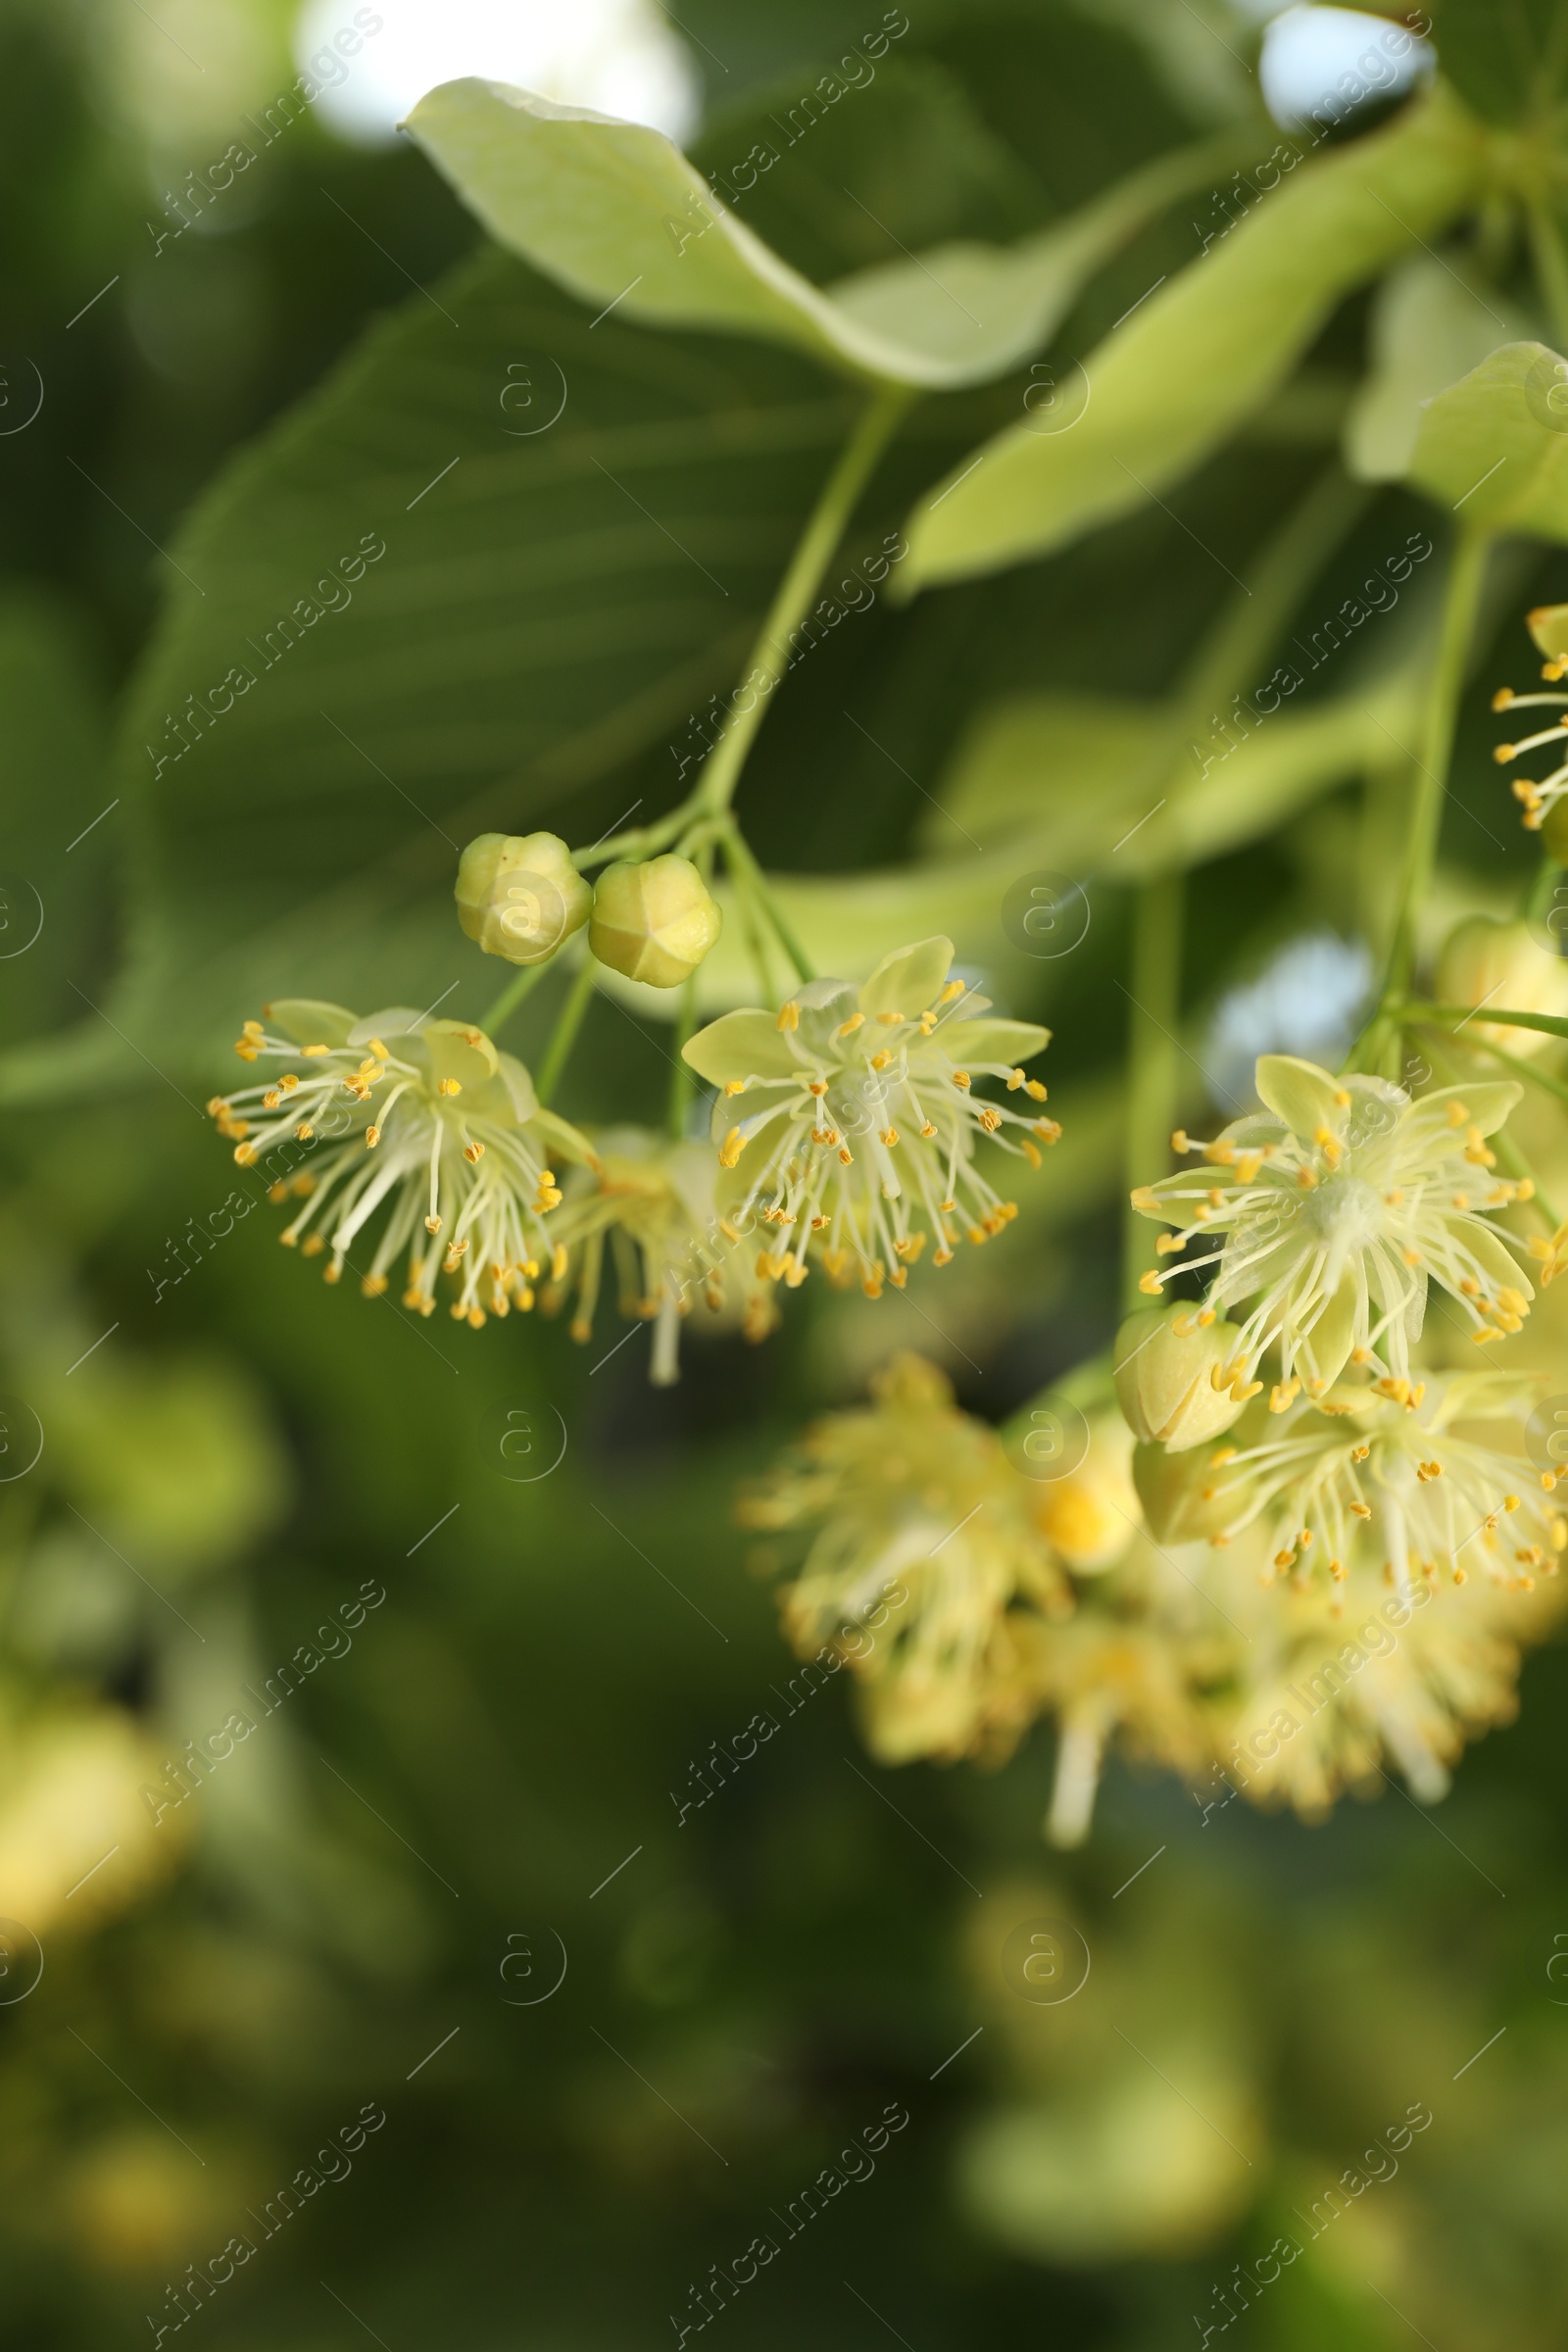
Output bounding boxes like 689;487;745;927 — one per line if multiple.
3;1;1568;2346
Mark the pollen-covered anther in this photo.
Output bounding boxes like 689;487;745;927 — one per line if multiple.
777;1002;800;1033
951;1070;971;1090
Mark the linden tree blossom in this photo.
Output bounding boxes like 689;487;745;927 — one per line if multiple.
209;1001;593;1323
739;1353;1068;1765
542;1127;778;1382
1218;1523;1561;1817
681;937;1058;1298
1149;1370;1566;1598
1131;1054;1535;1395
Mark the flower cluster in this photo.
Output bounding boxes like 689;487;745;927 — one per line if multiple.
540;1128;778;1381
1140;1371;1565;1597
1130;1054;1535;1391
739;1353;1069;1765
209;1001;594;1323
742;1344;1568;1843
683;937;1057;1299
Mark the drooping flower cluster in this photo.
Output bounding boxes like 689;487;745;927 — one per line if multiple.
739;1353;1070;1765
209;1001;594;1322
1139;1371;1565;1597
683;937;1057;1298
742;1345;1568;1844
540;1128;777;1381
1130;1055;1535;1391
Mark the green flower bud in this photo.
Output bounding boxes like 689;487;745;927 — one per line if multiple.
455;831;591;965
1133;1438;1242;1544
1113;1304;1247;1452
589;855;722;989
1435;913;1568;1058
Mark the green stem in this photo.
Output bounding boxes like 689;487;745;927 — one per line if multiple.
1474;1034;1568;1109
1396;999;1568;1043
1527;201;1568;353
480;958;552;1037
1376;526;1492;1011
535;956;597;1105
721;818;814;986
1122;870;1185;1310
693;384;912;818
573;383;911;871
667;844;713;1138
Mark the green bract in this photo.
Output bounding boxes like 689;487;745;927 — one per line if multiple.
900;86;1486;588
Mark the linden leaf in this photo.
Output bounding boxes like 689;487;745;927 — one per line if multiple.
405;78;1245;392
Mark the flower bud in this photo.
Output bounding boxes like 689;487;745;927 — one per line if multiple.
590;855;722;989
1113;1305;1247;1452
1032;1411;1138;1573
1434;914;1568;1059
1133;1439;1244;1544
455;831;590;965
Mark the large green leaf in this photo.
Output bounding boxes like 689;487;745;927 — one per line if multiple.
405;77;1243;391
899;85;1487;587
35;247;903;1090
0;591;111;1058
1344;254;1534;480
1428;0;1568;123
688;54;1043;285
1407;338;1568;534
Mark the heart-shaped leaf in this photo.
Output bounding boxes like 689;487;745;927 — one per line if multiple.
405;77;1244;391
